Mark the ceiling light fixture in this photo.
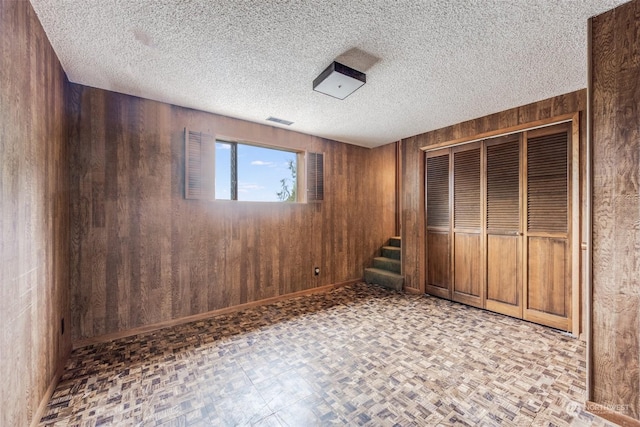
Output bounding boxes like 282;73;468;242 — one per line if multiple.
313;61;366;100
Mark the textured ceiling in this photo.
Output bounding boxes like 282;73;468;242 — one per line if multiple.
30;0;626;148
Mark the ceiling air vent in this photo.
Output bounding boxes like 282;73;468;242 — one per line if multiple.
266;116;294;126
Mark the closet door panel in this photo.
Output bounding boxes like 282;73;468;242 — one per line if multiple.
426;231;450;298
485;137;521;317
452;144;483;308
527;237;568;318
425;151;451;298
453;233;481;300
486;235;520;316
523;124;571;331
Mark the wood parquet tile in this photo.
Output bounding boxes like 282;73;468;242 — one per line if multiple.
39;284;615;426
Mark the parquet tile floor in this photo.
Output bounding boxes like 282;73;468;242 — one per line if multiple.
39;283;614;426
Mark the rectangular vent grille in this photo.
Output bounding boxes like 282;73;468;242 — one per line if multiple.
266;116;294;126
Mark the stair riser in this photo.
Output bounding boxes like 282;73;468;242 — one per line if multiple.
381;247;401;260
373;258;401;274
364;269;404;291
388;237;401;248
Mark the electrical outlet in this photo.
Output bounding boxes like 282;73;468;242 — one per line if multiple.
314;267;320;276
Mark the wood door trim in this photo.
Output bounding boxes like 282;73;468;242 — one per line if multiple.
448;149;454;300
570;112;580;336
586;18;594;401
425;146;452;158
527;121;572;139
521;130;530;327
420;113;576;152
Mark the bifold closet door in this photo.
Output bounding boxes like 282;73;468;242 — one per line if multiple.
485;136;522;318
452;143;483;308
523;124;571;330
425;150;451;299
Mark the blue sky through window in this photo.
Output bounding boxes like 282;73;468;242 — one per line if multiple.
215;142;297;202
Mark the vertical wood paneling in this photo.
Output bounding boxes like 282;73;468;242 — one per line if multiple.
590;0;640;421
0;1;71;425
68;86;396;340
401;135;426;291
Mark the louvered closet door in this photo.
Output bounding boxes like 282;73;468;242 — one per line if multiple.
485;136;522;318
452;143;483;308
425;150;451;299
523;124;571;330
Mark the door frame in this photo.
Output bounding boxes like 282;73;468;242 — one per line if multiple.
421;113;580;335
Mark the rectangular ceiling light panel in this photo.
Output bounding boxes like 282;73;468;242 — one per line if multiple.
313;61;366;100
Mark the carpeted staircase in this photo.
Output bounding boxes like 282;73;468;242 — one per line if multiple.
364;236;404;291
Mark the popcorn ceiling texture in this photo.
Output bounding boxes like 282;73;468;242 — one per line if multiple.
30;0;626;147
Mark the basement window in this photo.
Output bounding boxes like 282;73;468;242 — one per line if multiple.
215;141;300;202
184;129;322;203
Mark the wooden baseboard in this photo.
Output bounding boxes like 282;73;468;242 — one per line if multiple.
404;287;423;295
586;401;640;427
73;279;361;349
30;361;66;427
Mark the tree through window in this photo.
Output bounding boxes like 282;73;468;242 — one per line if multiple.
215;141;299;202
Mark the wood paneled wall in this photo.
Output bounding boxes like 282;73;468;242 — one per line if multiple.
68;85;396;340
400;90;586;324
590;0;640;422
0;1;71;425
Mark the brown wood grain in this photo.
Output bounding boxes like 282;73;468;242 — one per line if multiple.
486;235;519;306
452;233;482;306
67;85;396;340
426;231;450;292
401;90;585;298
0;1;71;425
590;0;640;420
402;135;426;290
526;237;568;317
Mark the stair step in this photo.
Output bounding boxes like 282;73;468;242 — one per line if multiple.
388;236;401;248
373;257;401;274
364;268;404;291
381;246;401;260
